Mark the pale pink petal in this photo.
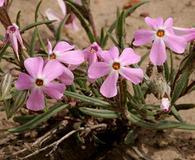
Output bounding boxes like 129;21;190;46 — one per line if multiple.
24;57;44;78
47;39;53;55
15;73;32;90
43;82;65;99
27;89;45;111
164;34;187;53
53;41;74;53
9;33;19;58
133;29;154;46
102;46;119;62
58;67;74;85
57;0;66;15
42;60;64;82
119;48;141;66
145;17;163;29
87;52;98;65
164;17;173;28
0;0;4;7
160;97;170;112
120;67;144;84
88;62;110;79
150;39;166;66
100;73;119;98
45;9;61;22
57;50;84;65
173;27;195;42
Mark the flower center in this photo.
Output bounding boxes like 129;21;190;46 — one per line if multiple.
89;46;98;54
49;53;56;59
112;62;121;70
156;29;165;37
8;26;16;33
35;79;44;86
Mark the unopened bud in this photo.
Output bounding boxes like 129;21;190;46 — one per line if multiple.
160;97;170;112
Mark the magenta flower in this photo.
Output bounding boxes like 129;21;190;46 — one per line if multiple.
83;42;103;66
45;0;80;31
47;40;84;85
173;27;195;42
16;57;65;111
88;46;144;98
133;17;187;65
6;23;24;59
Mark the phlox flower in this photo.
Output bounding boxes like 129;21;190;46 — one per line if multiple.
173;27;195;42
16;57;65;111
133;17;187;66
82;42;103;66
45;0;80;31
88;46;144;98
6;23;24;59
47;40;84;85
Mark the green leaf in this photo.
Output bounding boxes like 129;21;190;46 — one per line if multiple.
102;1;148;47
35;0;42;22
0;72;12;100
8;104;69;132
64;91;110;107
128;112;195;130
124;129;137;145
0;43;9;61
79;107;120;119
171;69;190;104
55;14;70;41
116;11;125;49
175;103;195;110
65;0;96;43
16;10;21;27
163;61;169;82
133;84;145;104
13;115;36;124
171;106;183;122
29;28;38;56
20;20;55;33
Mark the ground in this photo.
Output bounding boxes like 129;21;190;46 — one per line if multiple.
0;0;195;159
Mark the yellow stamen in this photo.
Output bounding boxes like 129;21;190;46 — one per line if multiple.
112;62;120;70
156;29;165;37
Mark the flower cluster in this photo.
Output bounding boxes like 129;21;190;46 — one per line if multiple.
14;16;195;112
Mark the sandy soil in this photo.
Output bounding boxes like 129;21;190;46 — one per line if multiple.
0;0;195;159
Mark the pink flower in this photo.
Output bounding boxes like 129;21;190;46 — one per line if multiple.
88;46;144;98
133;17;187;66
0;0;6;7
16;57;65;111
47;40;84;85
173;27;195;42
45;0;80;31
160;97;170;112
83;42;103;66
6;23;24;59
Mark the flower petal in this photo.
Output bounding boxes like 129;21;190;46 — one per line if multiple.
9;33;19;58
53;41;75;53
27;89;45;111
100;73;119;98
133;29;154;46
119;48;141;66
15;73;32;90
57;0;66;15
120;67;144;84
57;50;84;65
88;62;110;79
173;27;195;42
58;67;74;85
164;17;173;28
43;60;64;82
45;8;61;22
102;46;119;62
24;57;44;78
47;39;53;55
145;17;163;29
150;39;167;66
164;34;187;53
43;82;65;99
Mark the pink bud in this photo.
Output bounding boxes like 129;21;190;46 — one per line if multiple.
160;97;170;112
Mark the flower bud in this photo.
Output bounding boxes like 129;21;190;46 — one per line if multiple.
160;97;170;112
